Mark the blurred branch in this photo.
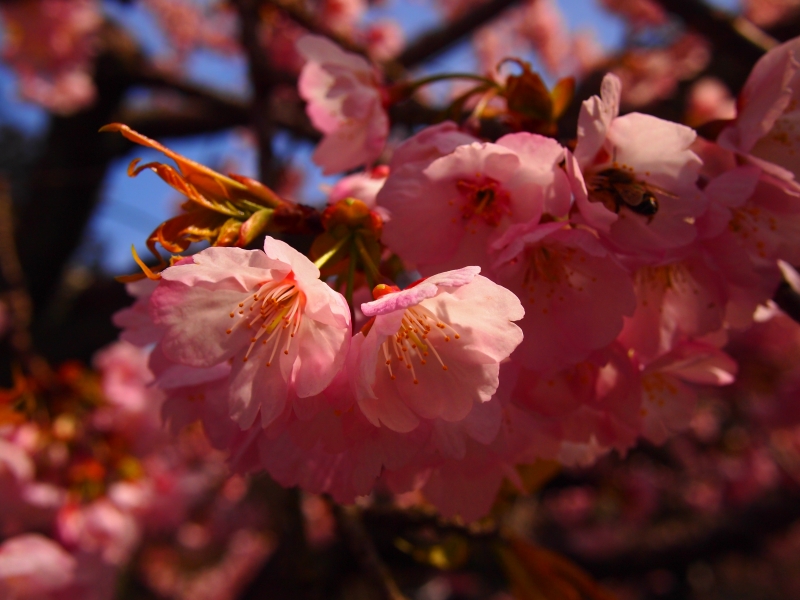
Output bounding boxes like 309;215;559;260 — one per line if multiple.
15;20;146;327
0;179;52;384
263;0;369;57
765;11;800;41
235;0;280;183
540;484;800;579
332;504;410;600
395;0;524;70
134;66;252;120
653;0;774;59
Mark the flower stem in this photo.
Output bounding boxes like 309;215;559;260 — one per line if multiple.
408;72;497;89
313;235;350;271
345;238;357;315
354;236;381;285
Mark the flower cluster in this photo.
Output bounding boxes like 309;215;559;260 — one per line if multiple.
109;34;800;521
118;236;524;521
0;344;269;599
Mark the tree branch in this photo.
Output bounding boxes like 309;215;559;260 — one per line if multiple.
653;0;774;61
263;0;369;58
395;0;524;70
235;0;280;183
332;503;410;600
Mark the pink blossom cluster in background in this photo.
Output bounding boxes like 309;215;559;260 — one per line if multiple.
142;0;241;68
530;303;800;598
113;34;800;522
0;342;271;599
0;0;101;114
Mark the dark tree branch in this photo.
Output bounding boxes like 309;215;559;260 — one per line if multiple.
395;0;524;70
15;21;146;323
263;0;369;58
236;0;281;184
653;0;773;62
0;179;52;384
765;11;800;42
332;504;410;600
134;66;251;119
540;486;800;579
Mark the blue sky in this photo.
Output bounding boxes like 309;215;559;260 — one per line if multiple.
0;0;741;273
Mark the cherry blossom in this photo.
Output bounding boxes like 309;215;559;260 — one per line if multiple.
0;0;101;114
572;73;705;258
0;534;77;598
492;221;636;372
638;340;737;444
150;236;351;429
379;132;570;274
297;34;388;174
718;36;800;181
505;344;643;460
352;266;524;432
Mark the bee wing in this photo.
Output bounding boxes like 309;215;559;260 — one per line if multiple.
643;181;678;199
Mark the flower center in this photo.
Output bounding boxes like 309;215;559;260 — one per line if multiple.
455;175;511;230
226;279;305;367
728;205;778;259
381;305;460;384
513;244;588;314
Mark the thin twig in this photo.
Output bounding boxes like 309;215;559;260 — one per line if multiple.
331;503;410;600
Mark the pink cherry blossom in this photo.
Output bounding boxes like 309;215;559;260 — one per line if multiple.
318;0;367;36
0;0;101;114
718;36;800;181
328;166;388;222
143;0;239;64
379;132;570;274
383;436;518;522
363;20;404;61
0;534;76;597
297;34;388;175
617;255;728;365
638;340;737;444
93;341;161;418
572;73;705;258
387;121;479;170
517;0;571;75
686;77;736;128
352;266;524;432
492;221;636;372
507;343;643;460
257;404;429;503
697;141;800;326
599;0;667;28
611;33;710;109
57;499;140;566
150;236;351;429
112;279;161;347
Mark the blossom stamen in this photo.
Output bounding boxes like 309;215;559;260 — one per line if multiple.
381;306;459;382
456;176;511;228
227;280;304;364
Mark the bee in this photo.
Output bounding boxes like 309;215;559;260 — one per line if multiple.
588;166;666;221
